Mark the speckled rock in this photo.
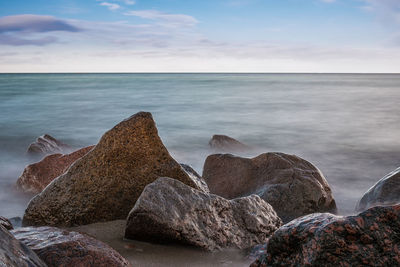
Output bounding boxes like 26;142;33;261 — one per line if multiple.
0;216;13;230
27;134;71;156
356;167;400;212
0;225;46;267
251;205;400;267
209;134;250;152
23;112;202;227
180;163;209;193
17;146;94;194
12;226;131;267
125;177;282;251
203;153;337;223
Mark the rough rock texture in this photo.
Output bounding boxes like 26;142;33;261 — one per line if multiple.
23;112;202;227
12;226;131;267
125;177;282;251
356;167;400;212
17;145;94;194
209;134;250;152
203;153;337;223
0;225;46;267
27;134;71;156
251;205;400;267
0;216;13;230
180;163;209;193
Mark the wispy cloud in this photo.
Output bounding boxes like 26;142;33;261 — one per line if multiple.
0;35;57;46
320;0;335;3
124;10;198;27
100;2;121;11
120;0;135;5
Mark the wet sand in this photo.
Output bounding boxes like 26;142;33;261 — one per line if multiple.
69;220;253;267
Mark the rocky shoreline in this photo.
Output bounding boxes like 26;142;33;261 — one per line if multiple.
2;111;399;266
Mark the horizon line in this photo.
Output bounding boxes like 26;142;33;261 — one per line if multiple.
1;72;400;75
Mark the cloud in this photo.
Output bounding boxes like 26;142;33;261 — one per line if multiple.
100;2;121;11
0;35;57;46
320;0;335;3
362;0;400;24
121;0;135;5
0;14;80;33
124;10;198;27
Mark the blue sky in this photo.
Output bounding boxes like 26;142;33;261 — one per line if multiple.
0;0;400;72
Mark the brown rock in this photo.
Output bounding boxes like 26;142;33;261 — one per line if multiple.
0;225;46;267
0;216;13;230
251;205;400;266
12;226;131;267
17;145;94;194
356;167;400;212
23;112;202;227
27;134;71;156
209;134;250;152
125;177;282;251
203;153;337;223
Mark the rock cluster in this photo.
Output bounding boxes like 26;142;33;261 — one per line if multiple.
27;134;71;156
125;177;282;251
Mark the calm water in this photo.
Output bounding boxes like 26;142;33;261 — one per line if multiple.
0;73;399;218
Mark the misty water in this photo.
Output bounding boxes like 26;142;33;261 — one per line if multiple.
0;73;399;219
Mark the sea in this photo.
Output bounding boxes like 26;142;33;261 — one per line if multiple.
0;73;399;219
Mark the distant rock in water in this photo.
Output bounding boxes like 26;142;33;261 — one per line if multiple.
180;163;209;193
0;216;13;230
208;134;250;152
356;167;400;212
27;134;71;156
12;226;131;267
251;205;400;266
23;112;203;227
17;145;94;194
125;177;282;251
0;224;46;267
203;152;337;223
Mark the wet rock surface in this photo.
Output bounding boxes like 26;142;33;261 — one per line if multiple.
0;216;13;230
12;226;131;267
23;112;202;227
0;225;46;267
180;163;209;193
27;134;71;156
125;177;282;251
203;152;337;223
208;134;250;152
17;145;94;194
251;204;400;266
356;167;400;212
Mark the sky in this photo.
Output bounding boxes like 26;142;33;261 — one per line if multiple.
0;0;400;72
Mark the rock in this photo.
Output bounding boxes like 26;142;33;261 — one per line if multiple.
27;134;71;156
17;145;94;194
251;205;400;266
0;225;46;267
8;217;22;228
209;134;250;152
356;167;400;212
23;112;202;227
202;152;337;223
0;216;13;230
12;226;131;267
180;163;209;193
125;177;282;251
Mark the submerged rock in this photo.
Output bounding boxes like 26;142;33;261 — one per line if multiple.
0;225;46;267
12;226;131;267
27;134;71;156
17;145;94;194
209;134;250;152
0;216;13;230
203;153;337;223
356;167;400;212
125;177;282;251
23;112;202;227
251;205;400;267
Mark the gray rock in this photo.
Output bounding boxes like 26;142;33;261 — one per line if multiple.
27;134;71;156
125;177;282;251
356;167;400;212
209;134;250;152
202;153;337;223
0;225;46;267
180;163;209;193
0;216;13;230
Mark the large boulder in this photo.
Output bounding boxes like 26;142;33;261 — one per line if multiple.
251;205;400;266
356;167;400;212
208;134;250;152
203;153;337;223
27;134;71;156
0;225;46;267
0;216;13;230
23;112;202;227
12;226;131;267
180;163;209;193
125;177;282;251
17;145;94;194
